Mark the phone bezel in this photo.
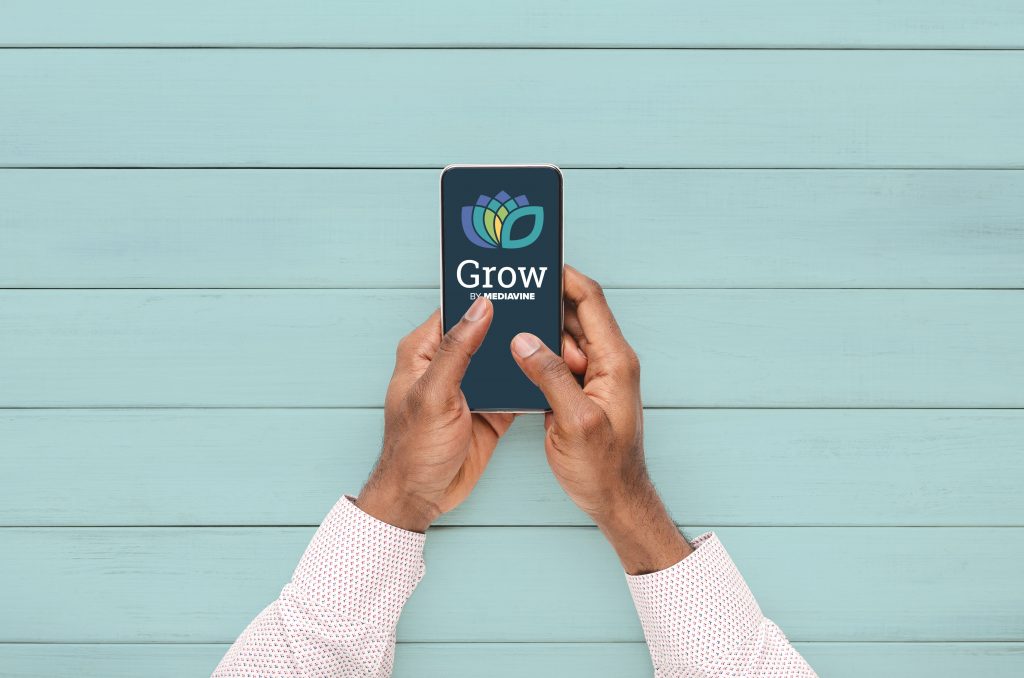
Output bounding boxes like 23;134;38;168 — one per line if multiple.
439;163;565;414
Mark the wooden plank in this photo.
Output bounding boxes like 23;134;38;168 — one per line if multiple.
0;642;1021;678
3;169;1022;289
2;409;1021;527
2;50;1023;168
0;527;1018;642
3;1;1024;48
0;290;1020;408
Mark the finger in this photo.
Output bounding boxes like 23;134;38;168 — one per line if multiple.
563;265;631;354
562;301;586;348
465;413;512;473
476;411;515;438
562;332;588;375
421;296;493;388
394;308;442;372
510;332;589;414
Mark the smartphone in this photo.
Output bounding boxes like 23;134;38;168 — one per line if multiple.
440;164;563;412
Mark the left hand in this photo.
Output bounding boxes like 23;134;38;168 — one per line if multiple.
356;296;514;532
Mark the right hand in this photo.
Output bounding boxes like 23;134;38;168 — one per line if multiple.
510;265;692;574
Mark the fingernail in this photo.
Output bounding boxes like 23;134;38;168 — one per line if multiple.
463;296;488;321
512;333;542;358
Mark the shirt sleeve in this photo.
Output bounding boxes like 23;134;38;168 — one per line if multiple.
627;533;817;678
212;496;426;678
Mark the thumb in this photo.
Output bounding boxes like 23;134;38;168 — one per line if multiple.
511;333;588;414
422;296;493;388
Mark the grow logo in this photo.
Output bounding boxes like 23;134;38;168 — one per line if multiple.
461;191;543;249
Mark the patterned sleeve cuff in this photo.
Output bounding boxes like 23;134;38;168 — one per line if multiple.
626;532;764;669
289;495;426;627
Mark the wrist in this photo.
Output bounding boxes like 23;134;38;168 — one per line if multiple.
355;481;439;534
594;487;693;575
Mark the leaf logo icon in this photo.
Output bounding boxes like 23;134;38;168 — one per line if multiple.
461;191;544;249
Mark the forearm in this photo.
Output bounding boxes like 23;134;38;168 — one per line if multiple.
213;496;425;678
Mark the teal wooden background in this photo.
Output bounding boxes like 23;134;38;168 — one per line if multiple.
1;3;1023;676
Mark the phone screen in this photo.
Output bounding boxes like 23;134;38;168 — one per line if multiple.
441;165;563;411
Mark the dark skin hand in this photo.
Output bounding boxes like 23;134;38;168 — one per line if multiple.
359;266;691;575
510;265;692;574
357;295;513;533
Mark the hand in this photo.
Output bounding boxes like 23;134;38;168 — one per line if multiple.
510;266;692;574
357;296;513;533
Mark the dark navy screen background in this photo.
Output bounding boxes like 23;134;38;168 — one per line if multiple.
441;166;562;411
